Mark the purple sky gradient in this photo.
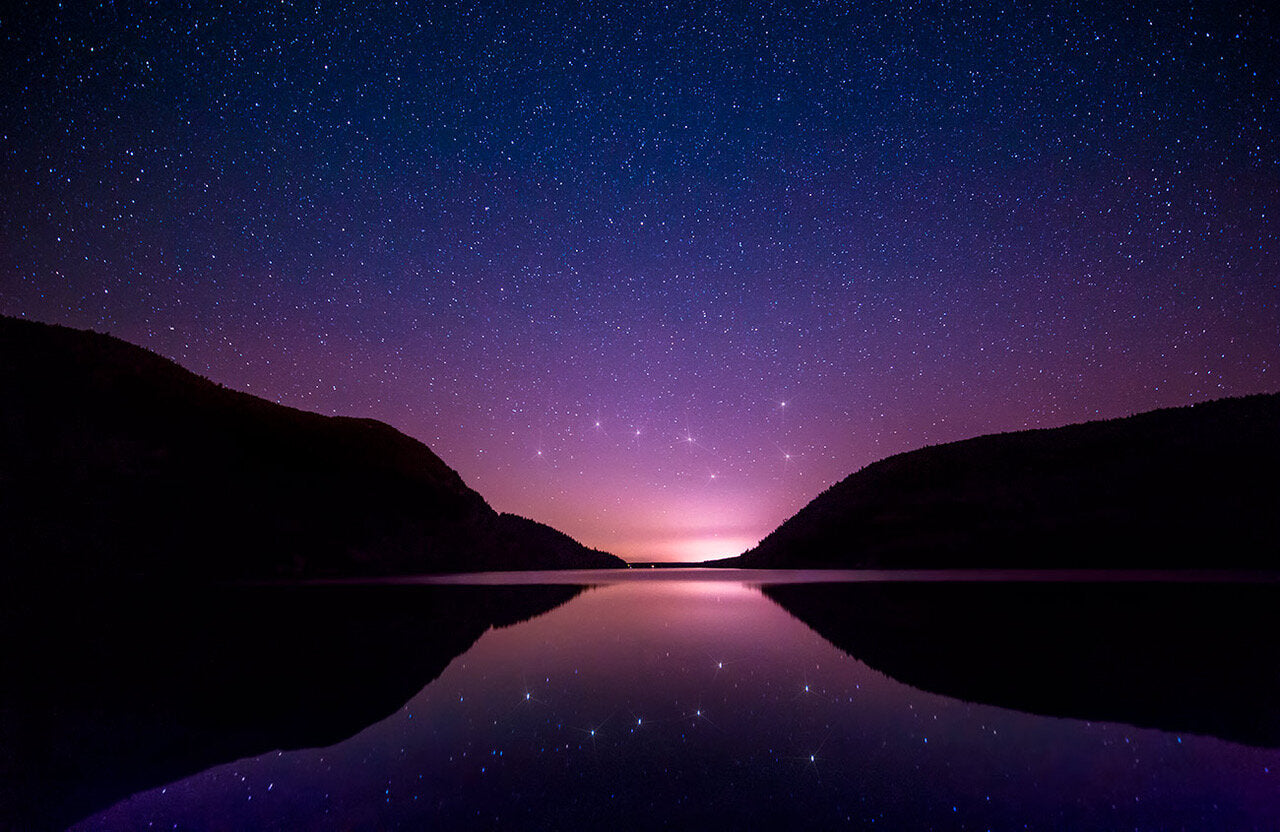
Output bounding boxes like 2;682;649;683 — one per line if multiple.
3;1;1277;560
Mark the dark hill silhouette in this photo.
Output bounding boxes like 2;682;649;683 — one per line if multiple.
726;393;1280;568
0;583;584;832
764;579;1280;748
0;315;623;579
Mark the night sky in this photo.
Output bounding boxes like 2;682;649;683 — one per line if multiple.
2;2;1277;561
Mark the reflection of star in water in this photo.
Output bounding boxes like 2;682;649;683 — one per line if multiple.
682;701;719;730
787;731;829;776
712;658;740;678
515;675;546;707
570;712;615;752
793;669;840;704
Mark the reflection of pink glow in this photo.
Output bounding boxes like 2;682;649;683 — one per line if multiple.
472;580;784;654
656;579;760;598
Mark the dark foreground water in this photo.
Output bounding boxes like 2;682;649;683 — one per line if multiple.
5;571;1280;830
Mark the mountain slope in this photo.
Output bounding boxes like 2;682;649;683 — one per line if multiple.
0;315;623;579
728;393;1280;568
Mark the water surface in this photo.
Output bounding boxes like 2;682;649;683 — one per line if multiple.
12;572;1279;830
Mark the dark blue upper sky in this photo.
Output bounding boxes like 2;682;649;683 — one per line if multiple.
3;1;1277;559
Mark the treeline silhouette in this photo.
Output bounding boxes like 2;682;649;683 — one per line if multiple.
0;315;623;581
728;392;1280;568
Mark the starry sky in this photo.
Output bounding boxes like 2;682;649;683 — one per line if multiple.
2;1;1277;561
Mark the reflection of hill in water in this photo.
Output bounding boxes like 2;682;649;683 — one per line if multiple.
764;580;1280;748
0;583;583;832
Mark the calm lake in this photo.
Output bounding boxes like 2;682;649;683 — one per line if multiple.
6;570;1280;830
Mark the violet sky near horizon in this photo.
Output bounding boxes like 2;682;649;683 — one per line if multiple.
2;1;1277;561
